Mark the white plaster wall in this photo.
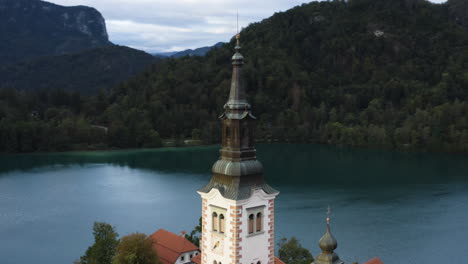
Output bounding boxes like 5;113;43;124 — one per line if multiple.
199;188;278;264
199;189;236;264
175;250;200;264
238;190;276;264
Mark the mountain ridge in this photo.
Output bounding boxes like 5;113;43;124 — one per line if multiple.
0;0;112;65
153;42;225;58
0;0;157;94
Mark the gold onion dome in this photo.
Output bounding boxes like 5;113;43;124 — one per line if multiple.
313;207;344;264
319;217;338;253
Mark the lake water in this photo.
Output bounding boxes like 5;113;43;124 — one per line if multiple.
0;144;467;264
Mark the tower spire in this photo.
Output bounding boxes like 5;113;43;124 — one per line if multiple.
198;21;277;200
197;17;279;264
312;207;344;264
225;32;249;110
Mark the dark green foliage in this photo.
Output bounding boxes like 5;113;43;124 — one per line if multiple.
113;233;160;264
0;0;111;66
79;222;119;264
278;237;314;264
184;217;202;247
0;45;157;94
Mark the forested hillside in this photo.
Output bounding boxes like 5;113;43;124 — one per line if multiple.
1;0;468;153
0;46;157;94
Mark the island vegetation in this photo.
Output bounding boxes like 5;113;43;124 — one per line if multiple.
77;221;316;264
76;222;160;264
1;0;467;154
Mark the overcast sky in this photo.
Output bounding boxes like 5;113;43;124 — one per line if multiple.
47;0;447;53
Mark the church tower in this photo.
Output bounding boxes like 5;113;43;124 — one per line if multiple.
197;34;279;264
312;208;344;264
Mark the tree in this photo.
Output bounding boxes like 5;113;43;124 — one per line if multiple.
79;222;119;264
113;233;160;264
185;217;202;247
278;237;314;264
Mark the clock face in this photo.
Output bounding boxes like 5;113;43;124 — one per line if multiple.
211;233;224;256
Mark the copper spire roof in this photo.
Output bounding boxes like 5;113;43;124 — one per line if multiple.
198;33;278;200
225;34;250;110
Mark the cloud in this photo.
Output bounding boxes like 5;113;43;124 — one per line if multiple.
47;0;448;53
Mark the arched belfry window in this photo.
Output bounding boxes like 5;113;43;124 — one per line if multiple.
256;212;262;232
247;206;265;236
210;206;227;234
219;214;225;233
212;212;218;231
257;261;261;264
213;261;217;264
248;214;254;234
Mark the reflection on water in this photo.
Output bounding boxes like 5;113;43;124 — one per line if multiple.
0;144;467;264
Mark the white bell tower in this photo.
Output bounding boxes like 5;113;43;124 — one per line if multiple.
197;33;279;264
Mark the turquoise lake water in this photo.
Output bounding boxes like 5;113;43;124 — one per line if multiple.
0;144;467;264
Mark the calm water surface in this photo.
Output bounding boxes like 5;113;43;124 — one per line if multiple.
0;144;467;264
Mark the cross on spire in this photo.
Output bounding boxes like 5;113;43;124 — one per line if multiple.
326;206;331;225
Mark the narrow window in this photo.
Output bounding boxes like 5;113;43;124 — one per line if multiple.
190;254;193;259
248;214;254;234
219;214;225;233
257;261;261;264
212;212;218;231
181;256;185;261
256;212;262;232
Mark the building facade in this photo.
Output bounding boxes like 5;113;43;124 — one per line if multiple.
197;34;279;264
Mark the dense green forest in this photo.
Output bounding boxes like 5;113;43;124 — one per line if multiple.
1;0;468;153
0;46;157;94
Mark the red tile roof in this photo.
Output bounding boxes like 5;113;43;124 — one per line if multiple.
274;257;285;264
149;229;199;264
191;253;202;264
364;257;384;264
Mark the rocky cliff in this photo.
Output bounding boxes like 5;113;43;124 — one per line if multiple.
0;0;111;65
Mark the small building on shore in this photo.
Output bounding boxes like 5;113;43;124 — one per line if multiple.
149;229;200;264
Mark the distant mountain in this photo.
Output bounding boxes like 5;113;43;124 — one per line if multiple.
0;0;157;94
0;45;157;94
0;0;111;65
154;42;224;58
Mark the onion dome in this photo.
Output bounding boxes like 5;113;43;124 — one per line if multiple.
312;207;344;264
319;222;338;253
